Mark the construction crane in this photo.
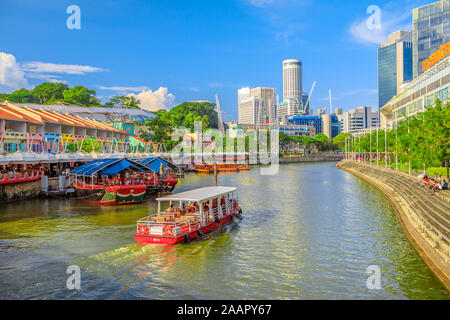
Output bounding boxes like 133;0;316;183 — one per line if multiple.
215;94;225;136
329;89;333;114
303;80;317;114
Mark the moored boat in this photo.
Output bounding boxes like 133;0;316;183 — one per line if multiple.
70;158;154;205
134;186;242;244
138;157;179;193
194;164;240;173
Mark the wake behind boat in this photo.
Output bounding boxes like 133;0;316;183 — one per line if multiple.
134;186;242;244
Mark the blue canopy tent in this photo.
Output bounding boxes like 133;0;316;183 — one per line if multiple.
70;158;153;177
140;157;178;172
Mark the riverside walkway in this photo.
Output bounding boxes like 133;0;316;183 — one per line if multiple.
337;161;450;291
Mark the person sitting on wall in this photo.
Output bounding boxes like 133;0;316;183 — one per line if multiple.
442;180;448;190
420;176;430;187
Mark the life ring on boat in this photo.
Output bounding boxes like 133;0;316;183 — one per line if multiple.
163;225;173;236
138;225;149;235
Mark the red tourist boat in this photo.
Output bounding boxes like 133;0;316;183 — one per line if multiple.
134;186;242;244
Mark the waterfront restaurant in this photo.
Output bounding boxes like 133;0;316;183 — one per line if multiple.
0;101;129;157
380;53;449;129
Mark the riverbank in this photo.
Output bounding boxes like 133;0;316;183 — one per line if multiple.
337;160;450;291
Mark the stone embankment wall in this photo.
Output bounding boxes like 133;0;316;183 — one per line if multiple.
279;154;343;163
337;160;450;291
0;180;41;203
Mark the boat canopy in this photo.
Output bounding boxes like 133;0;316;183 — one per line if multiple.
70;158;153;176
140;157;178;172
156;186;237;202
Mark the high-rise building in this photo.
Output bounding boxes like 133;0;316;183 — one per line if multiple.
283;59;303;101
238;87;251;107
412;0;450;79
378;30;413;109
250;87;276;123
321;114;341;140
277;100;302;124
317;108;326;116
334;108;343;115
342;106;379;133
238;97;265;125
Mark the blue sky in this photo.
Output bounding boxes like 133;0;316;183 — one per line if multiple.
0;0;428;120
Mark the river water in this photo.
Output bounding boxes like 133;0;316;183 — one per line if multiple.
0;162;448;299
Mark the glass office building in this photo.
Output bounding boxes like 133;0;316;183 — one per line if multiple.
412;0;450;78
287;116;322;135
378;31;413;109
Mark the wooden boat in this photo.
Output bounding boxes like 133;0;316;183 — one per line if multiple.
134;186;242;244
237;164;250;170
194;164;239;173
71;158;154;205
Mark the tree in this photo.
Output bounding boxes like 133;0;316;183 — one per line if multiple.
7;88;36;103
332;132;351;150
32;82;68;104
62;85;100;107
104;95;141;108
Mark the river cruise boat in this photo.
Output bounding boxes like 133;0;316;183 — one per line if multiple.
71;158;155;205
134;186;242;244
195;164;247;173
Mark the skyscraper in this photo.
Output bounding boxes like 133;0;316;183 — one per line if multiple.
282;59;303;101
238;97;265;125
412;0;450;78
250;87;276;123
378;30;413;109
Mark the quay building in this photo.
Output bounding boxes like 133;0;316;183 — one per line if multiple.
0;102;154;164
380;44;450;129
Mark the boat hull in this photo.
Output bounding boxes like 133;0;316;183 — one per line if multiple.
134;213;238;244
75;184;147;205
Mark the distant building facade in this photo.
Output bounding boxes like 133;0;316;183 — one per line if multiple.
250;87;276;124
321;114;341;140
378;30;413;109
380;55;449;129
283;59;303;101
288;116;323;136
412;0;450;78
238;97;265;125
342;106;379;133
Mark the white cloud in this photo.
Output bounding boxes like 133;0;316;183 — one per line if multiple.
128;87;175;112
20;61;107;75
0;52;30;92
98;86;149;94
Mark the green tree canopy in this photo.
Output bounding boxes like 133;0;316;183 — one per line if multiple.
32;82;68;104
104;95;141;108
62;85;100;107
7;88;36;103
